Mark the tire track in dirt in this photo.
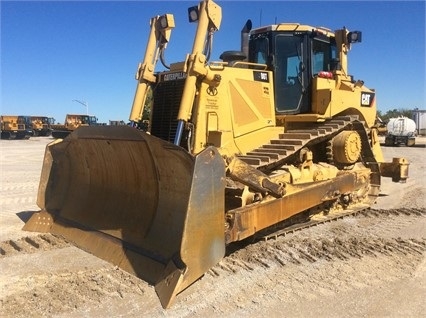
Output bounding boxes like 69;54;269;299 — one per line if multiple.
215;236;425;275
0;234;70;257
0;206;424;317
0;267;149;317
214;207;425;273
201;207;426;307
0;183;38;192
1;179;39;213
0;233;151;317
1;196;38;206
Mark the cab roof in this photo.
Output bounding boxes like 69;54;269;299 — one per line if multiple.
250;23;335;38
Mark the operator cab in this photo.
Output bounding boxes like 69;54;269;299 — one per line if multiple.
18;115;34;135
248;24;337;114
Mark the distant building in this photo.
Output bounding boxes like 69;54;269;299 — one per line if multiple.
413;108;426;136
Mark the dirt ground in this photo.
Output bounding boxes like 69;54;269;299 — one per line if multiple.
0;136;425;317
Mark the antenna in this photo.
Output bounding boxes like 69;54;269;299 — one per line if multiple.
259;9;262;26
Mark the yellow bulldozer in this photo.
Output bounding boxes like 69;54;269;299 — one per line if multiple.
24;0;409;308
50;114;98;138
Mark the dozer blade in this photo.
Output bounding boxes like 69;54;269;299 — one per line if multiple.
23;125;226;308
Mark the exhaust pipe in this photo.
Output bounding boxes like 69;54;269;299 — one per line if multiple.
241;19;252;61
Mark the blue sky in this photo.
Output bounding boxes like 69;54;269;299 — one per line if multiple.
1;1;425;124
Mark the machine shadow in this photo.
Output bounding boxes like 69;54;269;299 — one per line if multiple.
17;210;38;223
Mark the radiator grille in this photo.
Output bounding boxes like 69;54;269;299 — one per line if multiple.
151;79;185;144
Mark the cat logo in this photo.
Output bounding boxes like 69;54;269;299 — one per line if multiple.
361;92;375;107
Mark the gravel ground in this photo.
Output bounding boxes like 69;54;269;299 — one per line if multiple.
0;136;425;317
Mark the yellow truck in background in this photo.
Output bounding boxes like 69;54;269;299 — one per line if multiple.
30;116;52;136
1;115;33;139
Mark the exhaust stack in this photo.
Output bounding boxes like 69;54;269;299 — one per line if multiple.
241;19;252;61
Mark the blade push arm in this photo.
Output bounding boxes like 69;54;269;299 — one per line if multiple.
129;14;175;125
174;0;222;145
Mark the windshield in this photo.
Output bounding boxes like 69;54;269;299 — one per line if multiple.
249;31;336;115
89;116;97;125
274;34;304;112
18;116;32;125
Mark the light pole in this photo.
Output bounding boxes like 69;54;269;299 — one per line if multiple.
72;99;89;115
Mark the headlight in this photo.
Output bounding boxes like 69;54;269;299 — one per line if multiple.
188;5;199;23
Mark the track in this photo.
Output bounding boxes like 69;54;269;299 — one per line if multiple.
225;115;381;243
258;207;425;240
237;115;370;172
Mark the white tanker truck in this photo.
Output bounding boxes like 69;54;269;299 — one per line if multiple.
385;116;417;146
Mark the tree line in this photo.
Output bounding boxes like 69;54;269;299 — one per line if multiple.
377;108;416;122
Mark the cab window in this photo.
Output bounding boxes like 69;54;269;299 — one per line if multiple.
312;38;336;74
